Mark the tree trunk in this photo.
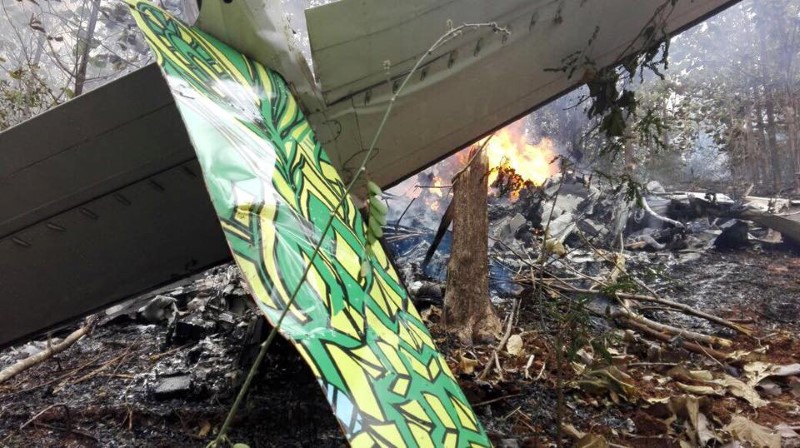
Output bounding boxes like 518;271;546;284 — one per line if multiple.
443;148;501;344
74;0;101;97
764;90;783;190
753;88;773;192
755;6;784;192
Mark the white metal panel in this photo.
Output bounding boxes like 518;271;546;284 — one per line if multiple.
305;0;739;187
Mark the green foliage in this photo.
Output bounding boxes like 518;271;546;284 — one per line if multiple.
599;275;637;296
0;65;57;131
361;180;388;277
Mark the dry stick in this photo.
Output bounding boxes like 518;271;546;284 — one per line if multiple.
19;403;66;429
472;393;523;408
616;292;753;336
493;351;504;382
209;22;509;448
480;297;520;380
566;230;754;337
54;347;139;393
639;195;684;228
9;351;108;395
549;282;747;341
393;195;417;230
617;317;729;361
616;309;732;348
538;281;733;373
0;317;96;385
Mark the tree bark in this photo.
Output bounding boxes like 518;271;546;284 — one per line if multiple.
755;5;785;192
443;148;501;344
74;0;101;97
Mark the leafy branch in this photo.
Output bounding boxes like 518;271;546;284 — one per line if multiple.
547;0;679;155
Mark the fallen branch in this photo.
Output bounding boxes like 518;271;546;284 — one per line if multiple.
618;317;729;361
545;282;751;338
618;292;754;336
0;316;97;385
614;309;732;348
640;195;684;228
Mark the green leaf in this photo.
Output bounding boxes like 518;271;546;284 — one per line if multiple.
367;180;382;197
368;216;384;239
368;196;388;216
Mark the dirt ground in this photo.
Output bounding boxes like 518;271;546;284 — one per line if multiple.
0;246;798;447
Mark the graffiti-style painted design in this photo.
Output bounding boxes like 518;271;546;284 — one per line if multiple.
125;2;490;446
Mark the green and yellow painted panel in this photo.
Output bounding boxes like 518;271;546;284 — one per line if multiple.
125;2;490;446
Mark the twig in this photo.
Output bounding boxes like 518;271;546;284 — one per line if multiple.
393;196;417;230
618;292;753;336
31;421;98;442
149;344;190;362
523;355;535;379
534;361;547;381
546;281;751;338
0;316;97;385
20;404;65;430
617;317;729;361
614;309;732;348
54;348;137;393
472;393;522;407
480;298;520;380
494;351;504;382
627;362;678;367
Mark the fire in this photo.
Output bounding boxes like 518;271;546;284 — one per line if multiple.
482;128;558;187
431;176;444;197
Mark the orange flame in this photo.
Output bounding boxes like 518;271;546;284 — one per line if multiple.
431;176;444;197
482;127;558;187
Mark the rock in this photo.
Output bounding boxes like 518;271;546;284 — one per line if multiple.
714;220;750;250
152;374;192;400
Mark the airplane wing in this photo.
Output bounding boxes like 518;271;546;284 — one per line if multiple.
303;0;738;187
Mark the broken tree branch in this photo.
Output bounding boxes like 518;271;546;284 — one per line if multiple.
544;281;752;338
618;317;729;361
640;194;685;228
0;316;97;385
615;309;732;348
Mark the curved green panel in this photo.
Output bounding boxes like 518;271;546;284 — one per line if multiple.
125;2;490;447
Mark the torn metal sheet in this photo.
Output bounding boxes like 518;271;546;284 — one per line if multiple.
126;2;490;446
740;209;800;245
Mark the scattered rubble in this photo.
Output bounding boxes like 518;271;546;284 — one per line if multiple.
1;173;799;446
0;265;345;446
386;172;800;447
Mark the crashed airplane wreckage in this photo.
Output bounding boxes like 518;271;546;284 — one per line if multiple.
0;0;742;445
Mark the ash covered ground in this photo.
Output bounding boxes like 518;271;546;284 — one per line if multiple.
1;174;800;447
